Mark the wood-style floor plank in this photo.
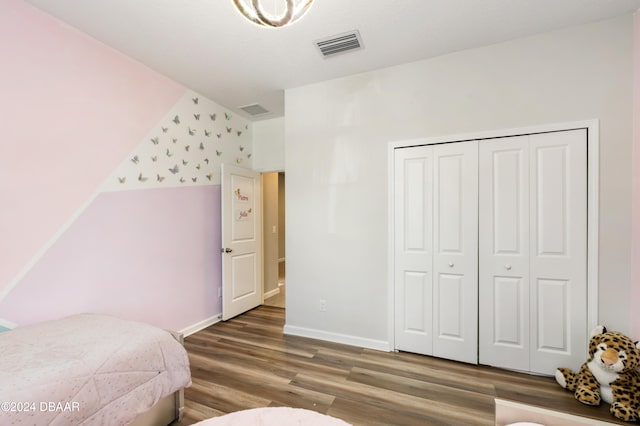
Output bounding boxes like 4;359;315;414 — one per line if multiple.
174;306;626;425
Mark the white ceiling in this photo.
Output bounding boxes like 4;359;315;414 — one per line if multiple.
23;0;640;121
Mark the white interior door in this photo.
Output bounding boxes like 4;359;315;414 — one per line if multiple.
478;129;587;374
529;129;587;374
394;145;434;355
221;164;263;321
432;141;478;364
393;128;587;373
479;136;531;371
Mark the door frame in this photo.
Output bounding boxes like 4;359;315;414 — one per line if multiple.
387;119;600;352
261;170;286;305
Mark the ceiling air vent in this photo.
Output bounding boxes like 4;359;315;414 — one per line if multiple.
239;103;269;116
315;30;363;58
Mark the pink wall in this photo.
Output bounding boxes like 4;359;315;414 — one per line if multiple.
0;0;185;294
0;186;221;331
633;9;640;339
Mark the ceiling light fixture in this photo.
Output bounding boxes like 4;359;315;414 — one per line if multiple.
233;0;314;28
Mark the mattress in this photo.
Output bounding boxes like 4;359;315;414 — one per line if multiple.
0;314;191;425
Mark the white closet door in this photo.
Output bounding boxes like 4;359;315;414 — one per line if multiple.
432;141;478;364
394;146;434;355
529;129;587;374
479;136;530;371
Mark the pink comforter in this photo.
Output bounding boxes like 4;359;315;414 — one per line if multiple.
0;314;191;425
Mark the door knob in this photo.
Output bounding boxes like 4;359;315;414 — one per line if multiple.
221;248;233;253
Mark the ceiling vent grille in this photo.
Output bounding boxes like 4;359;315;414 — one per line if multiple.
239;103;269;116
315;30;363;58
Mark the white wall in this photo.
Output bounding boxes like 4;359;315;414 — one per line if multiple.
284;14;635;348
253;117;285;172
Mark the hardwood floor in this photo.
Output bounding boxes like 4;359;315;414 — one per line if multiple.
263;284;285;308
175;306;624;425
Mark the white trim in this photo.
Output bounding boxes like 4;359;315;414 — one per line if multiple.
586;122;600;331
388;119;600;349
179;314;222;337
387;142;397;352
284;324;391;352
264;287;280;299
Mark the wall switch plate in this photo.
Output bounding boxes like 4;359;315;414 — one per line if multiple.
319;299;327;312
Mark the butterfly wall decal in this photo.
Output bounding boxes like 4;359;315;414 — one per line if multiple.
111;93;253;190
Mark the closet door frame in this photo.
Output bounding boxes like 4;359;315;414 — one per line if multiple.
387;119;599;355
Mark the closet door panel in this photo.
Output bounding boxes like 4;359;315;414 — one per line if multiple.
479;136;530;371
529;129;587;375
394;146;433;355
433;141;478;364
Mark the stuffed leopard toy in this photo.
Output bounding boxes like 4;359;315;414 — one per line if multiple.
555;325;640;422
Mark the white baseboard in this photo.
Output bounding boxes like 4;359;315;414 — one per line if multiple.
180;314;221;337
283;324;390;352
264;287;280;299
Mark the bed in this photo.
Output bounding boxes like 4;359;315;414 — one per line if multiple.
0;313;191;425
